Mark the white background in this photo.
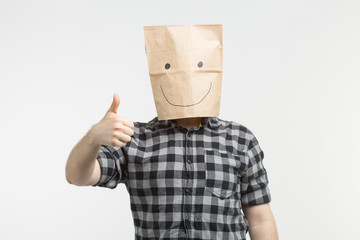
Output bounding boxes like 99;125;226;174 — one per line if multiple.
1;0;359;239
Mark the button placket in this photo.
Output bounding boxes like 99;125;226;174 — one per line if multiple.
183;130;194;238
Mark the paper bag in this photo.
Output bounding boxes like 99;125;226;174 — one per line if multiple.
144;24;223;120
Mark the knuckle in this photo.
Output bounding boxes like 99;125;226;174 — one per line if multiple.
115;117;124;123
110;139;117;146
113;122;123;130
111;132;117;138
113;124;122;130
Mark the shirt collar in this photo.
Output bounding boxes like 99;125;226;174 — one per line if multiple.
147;116;221;131
206;116;221;128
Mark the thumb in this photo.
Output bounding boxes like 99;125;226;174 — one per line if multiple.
107;93;120;114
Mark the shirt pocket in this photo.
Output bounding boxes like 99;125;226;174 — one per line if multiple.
204;150;243;200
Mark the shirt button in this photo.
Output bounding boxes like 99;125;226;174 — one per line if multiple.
187;159;192;164
184;219;190;227
185;188;192;195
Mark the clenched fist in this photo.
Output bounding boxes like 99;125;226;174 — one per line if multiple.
89;93;134;147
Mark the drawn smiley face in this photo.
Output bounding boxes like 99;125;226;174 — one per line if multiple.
159;60;212;107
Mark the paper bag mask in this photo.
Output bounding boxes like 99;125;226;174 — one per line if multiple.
144;24;223;120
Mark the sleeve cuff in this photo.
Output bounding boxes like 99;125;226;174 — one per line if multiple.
241;186;271;206
91;146;121;189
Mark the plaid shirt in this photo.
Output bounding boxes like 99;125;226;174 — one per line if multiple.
93;117;271;240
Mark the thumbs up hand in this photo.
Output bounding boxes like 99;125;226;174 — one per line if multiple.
89;93;134;148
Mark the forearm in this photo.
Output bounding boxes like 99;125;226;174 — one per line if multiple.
248;219;278;240
65;126;100;186
243;203;278;240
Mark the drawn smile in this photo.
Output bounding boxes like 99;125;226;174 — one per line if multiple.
160;82;212;107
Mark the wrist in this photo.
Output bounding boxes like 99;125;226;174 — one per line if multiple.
86;125;101;147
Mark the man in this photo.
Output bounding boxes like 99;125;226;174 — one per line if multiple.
66;24;278;239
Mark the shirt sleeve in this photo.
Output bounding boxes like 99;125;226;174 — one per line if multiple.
240;131;271;206
92;145;127;189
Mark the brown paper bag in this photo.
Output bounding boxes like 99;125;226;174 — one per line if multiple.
144;24;223;120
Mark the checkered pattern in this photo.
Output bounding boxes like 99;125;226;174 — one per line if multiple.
93;117;271;240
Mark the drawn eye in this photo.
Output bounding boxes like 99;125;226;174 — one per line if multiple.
197;61;203;68
165;63;171;69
